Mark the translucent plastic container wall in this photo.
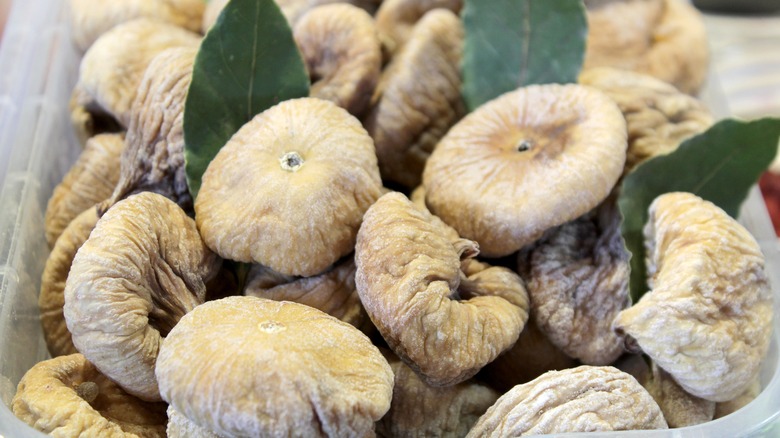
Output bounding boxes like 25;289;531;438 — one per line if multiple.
0;0;778;436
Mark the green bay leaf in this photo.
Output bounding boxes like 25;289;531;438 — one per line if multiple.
460;0;587;111
618;118;780;303
184;0;310;199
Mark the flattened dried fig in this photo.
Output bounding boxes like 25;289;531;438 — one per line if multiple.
479;319;578;393
526;200;630;365
40;207;99;358
365;9;464;189
580;67;713;173
244;257;372;333
294;4;381;118
423;84;627;257
467;366;667;436
378;357;498;438
12;354;167;437
375;0;463;56
64;193;221;401
356;193;529;387
613;192;773;402
45;133;123;247
70;0;204;51
644;363;715;428
156;296;393;437
584;0;709;94
196;98;383;277
101;47;197;215
76;19;200;127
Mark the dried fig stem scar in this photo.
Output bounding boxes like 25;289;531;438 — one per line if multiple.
280;151;304;172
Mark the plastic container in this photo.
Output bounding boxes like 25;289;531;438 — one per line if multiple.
0;0;778;436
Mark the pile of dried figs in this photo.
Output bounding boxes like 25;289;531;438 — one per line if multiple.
12;0;776;436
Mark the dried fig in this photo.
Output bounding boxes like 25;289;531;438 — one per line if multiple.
44;133;123;247
644;362;715;428
377;356;499;438
467;366;668;436
244;257;372;333
580;67;713;173
365;8;464;189
479;319;578;393
584;0;709;94
155;296;394;437
12;353;167;437
76;19;200;127
196;98;383;277
423;84;627;257
294;4;381;118
101;47;197;215
69;0;204;51
374;0;463;56
64;192;221;401
356;192;530;387
613;192;773;402
526;199;630;365
40;207;99;358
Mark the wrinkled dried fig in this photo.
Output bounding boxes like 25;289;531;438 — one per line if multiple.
644;362;715;428
12;354;167;437
45;133;123;247
423;84;627;257
40;207;99;358
69;0;204;51
356;192;529;387
378;356;498;438
365;8;464;189
244;257;372;333
579;67;713;173
294;4;381;118
101;47;196;215
584;0;709;94
478;319;578;393
156;296;393;437
196;98;382;277
375;0;463;56
76;19;200;127
64;193;221;401
613;192;773;402
467;366;668;436
526;199;630;365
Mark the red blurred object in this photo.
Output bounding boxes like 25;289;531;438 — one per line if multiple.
759;172;780;237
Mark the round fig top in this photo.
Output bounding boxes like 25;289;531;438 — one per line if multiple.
156;296;393;437
423;83;627;257
195;97;383;277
